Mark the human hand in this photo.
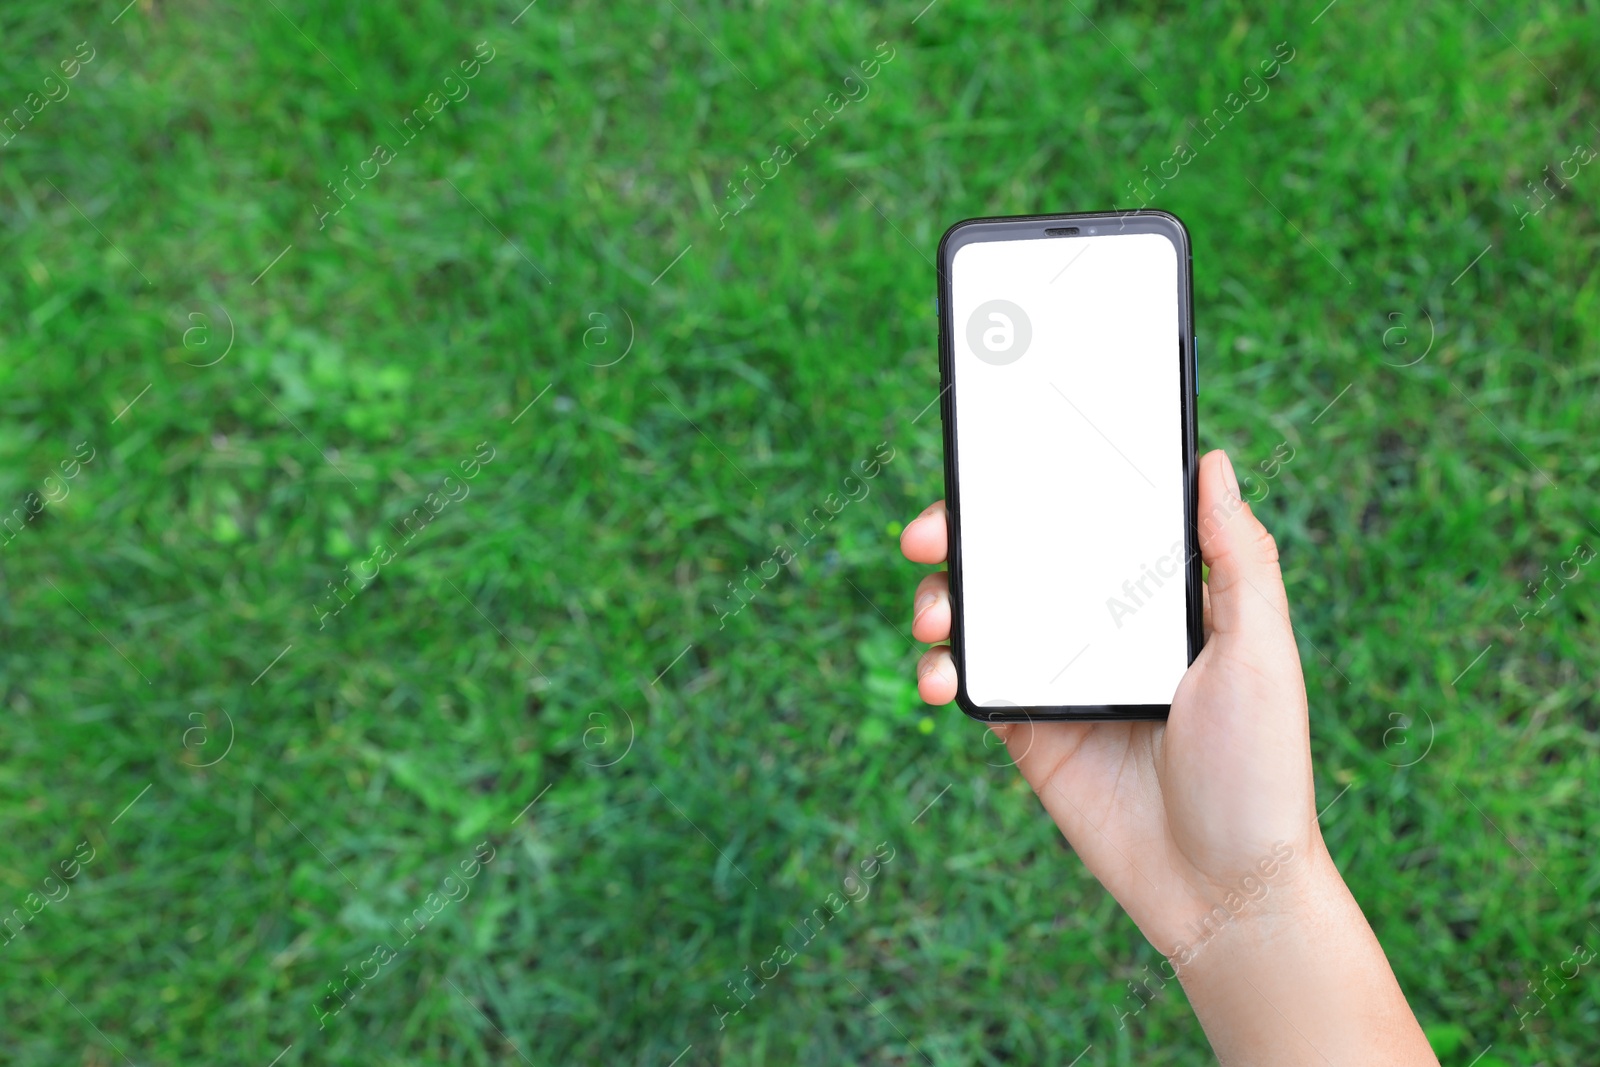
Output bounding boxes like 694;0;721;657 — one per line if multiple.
900;449;1320;955
902;448;1438;1062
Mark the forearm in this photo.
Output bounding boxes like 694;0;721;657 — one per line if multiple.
1174;838;1438;1066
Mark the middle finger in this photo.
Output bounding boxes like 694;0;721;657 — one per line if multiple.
912;571;951;644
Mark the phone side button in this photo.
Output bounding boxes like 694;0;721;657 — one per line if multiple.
1193;334;1199;396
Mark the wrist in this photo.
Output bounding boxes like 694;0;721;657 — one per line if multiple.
1140;830;1332;974
1170;835;1343;975
1168;837;1438;1065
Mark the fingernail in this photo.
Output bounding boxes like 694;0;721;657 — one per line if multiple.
1219;451;1241;504
913;591;936;621
917;654;938;679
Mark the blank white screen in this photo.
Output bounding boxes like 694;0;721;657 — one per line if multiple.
950;231;1187;708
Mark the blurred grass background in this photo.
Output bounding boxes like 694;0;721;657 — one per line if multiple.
1;0;1597;1063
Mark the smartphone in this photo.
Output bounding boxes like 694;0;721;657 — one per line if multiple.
936;211;1202;721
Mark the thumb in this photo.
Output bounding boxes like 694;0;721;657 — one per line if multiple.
1196;449;1292;641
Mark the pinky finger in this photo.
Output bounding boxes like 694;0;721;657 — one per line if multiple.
917;645;958;705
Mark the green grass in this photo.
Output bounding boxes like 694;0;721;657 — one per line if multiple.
1;0;1596;1063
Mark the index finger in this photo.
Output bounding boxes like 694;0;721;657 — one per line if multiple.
899;500;947;565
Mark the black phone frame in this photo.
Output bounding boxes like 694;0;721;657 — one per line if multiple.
936;210;1203;723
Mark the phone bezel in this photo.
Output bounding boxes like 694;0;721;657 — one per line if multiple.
936;210;1203;723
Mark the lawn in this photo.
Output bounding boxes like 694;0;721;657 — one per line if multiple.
1;0;1596;1064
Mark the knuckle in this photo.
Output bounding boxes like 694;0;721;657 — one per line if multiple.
1251;526;1280;564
